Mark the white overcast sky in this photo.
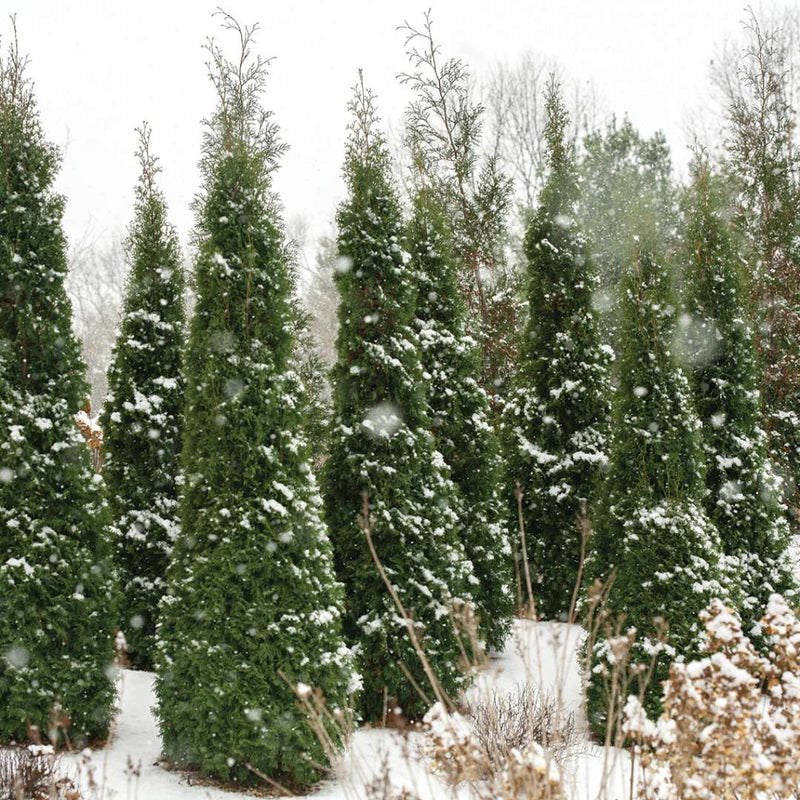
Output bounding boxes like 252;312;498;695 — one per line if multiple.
9;0;797;256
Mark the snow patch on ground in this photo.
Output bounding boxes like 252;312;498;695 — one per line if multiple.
65;621;633;799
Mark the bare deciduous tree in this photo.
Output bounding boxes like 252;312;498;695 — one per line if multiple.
66;230;127;407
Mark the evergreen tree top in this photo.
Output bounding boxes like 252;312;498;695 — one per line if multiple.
342;70;393;191
408;185;465;330
121;124;184;314
189;14;295;365
539;77;577;213
196;12;287;222
609;226;706;503
0;20;85;403
0;22;53;160
682;153;747;330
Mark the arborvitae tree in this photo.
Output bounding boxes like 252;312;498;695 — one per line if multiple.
0;25;115;745
155;17;354;785
100;126;185;668
323;74;476;721
724;11;800;521
408;183;514;651
681;157;796;634
585;225;727;729
400;12;516;398
577;116;677;350
503;81;611;621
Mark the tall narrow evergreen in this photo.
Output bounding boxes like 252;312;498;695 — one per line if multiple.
682;157;796;633
408;184;514;651
725;11;800;520
585;224;727;728
0;26;115;744
100;126;185;668
155;17;354;785
503;81;611;621
577;116;677;350
323;74;476;720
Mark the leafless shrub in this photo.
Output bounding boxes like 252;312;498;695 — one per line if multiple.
460;685;580;770
0;746;79;800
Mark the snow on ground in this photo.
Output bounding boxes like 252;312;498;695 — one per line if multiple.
68;621;633;800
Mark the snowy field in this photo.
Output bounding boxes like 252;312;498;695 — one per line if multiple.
66;621;632;800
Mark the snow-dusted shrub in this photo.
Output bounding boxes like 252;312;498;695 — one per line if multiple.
408;186;514;650
322;74;476;721
626;595;800;800
0;23;115;745
503;79;611;622
100;125;186;668
155;16;354;786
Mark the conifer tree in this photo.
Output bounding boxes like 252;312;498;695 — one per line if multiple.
682;156;796;633
100;126;185;668
724;11;800;520
0;24;115;745
408;183;514;650
155;16;354;785
503;81;611;621
323;74;476;720
577;116;677;350
400;12;516;397
585;223;728;728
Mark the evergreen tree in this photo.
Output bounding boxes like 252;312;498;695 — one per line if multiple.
681;156;796;634
503;81;611;621
577;116;677;350
585;224;727;729
408;183;514;651
0;24;115;745
100;126;185;668
155;17;354;785
400;12;516;398
724;11;800;521
323;74;476;720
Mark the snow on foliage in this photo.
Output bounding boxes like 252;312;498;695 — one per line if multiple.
154;16;354;787
409;185;514;651
585;225;728;729
0;25;115;745
100;124;186;668
503;80;611;622
323;73;477;721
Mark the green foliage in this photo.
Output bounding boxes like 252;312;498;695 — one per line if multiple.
0;25;115;745
408;185;514;651
155;17;354;786
724;11;800;520
503;81;611;621
681;157;796;634
577;117;677;349
323;74;476;720
400;12;515;397
585;225;727;729
100;126;185;668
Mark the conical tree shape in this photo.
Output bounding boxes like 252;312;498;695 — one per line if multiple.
155;18;354;786
681;156;796;633
0;27;115;745
585;223;728;729
408;184;513;651
503;80;611;621
100;126;185;668
323;74;476;721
